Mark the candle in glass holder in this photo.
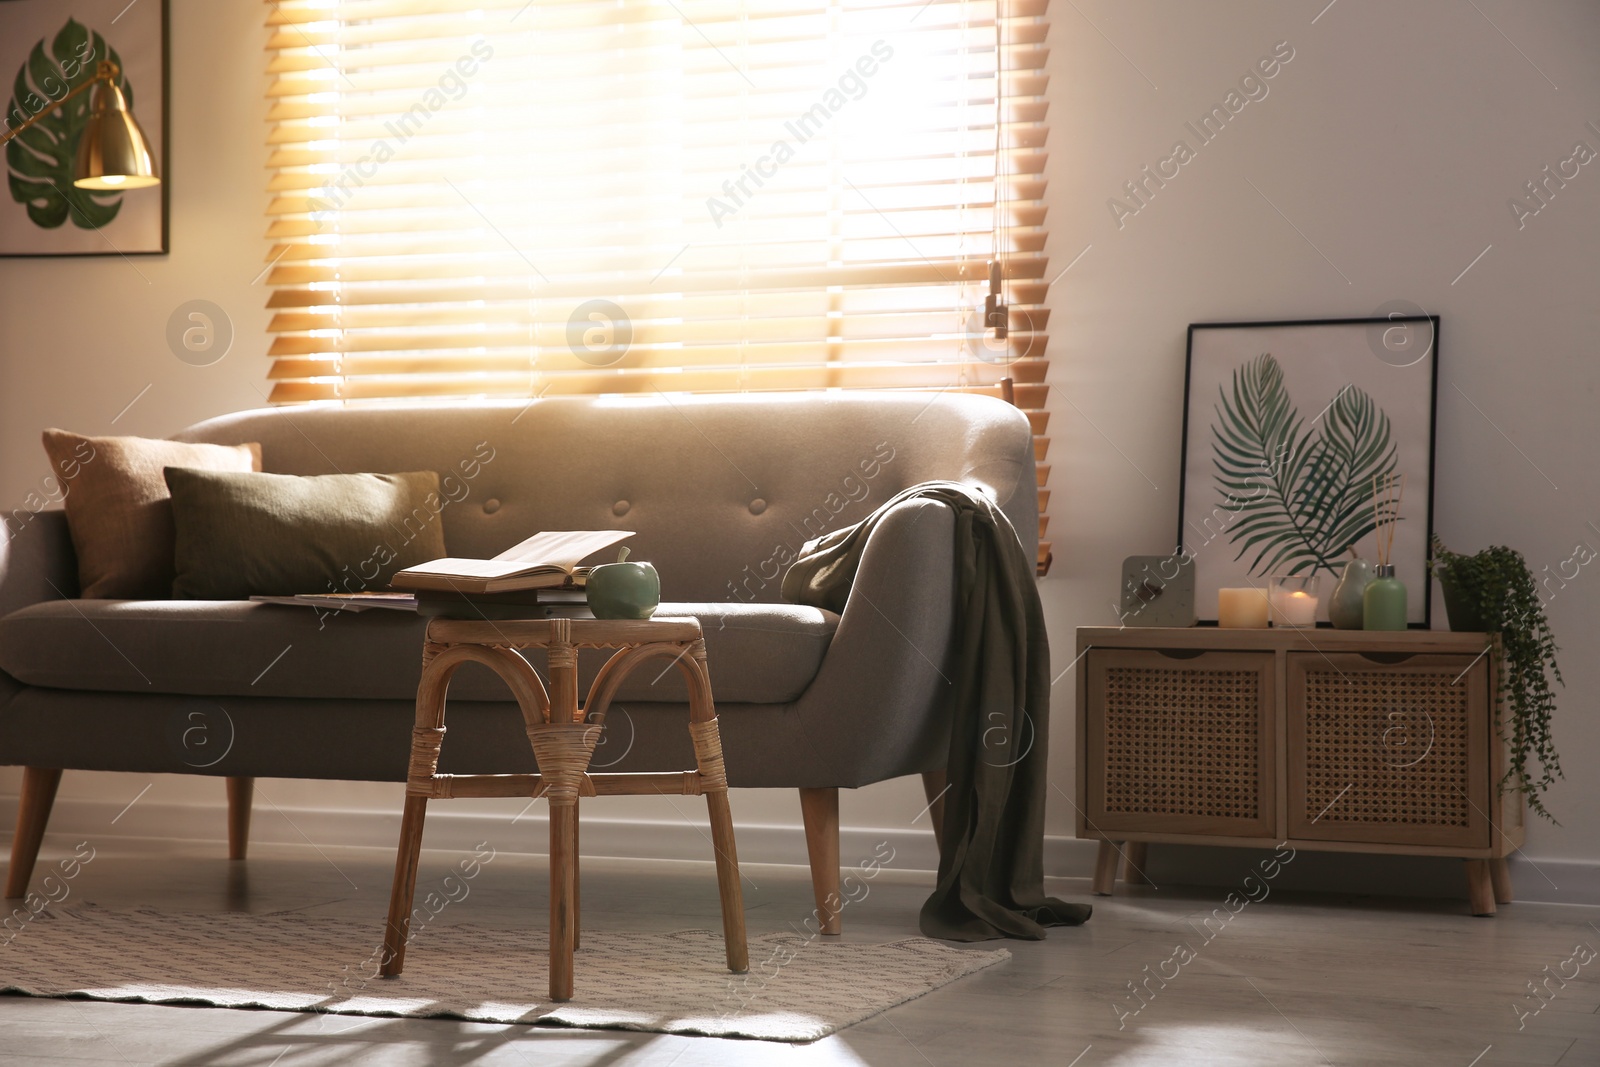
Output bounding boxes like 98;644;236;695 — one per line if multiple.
1273;590;1318;627
1218;587;1270;628
1268;574;1323;628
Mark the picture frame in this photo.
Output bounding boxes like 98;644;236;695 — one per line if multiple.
1177;316;1439;627
0;0;169;256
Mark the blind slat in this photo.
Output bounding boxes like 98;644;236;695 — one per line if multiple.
264;331;1050;362
267;303;1053;332
268;370;1047;404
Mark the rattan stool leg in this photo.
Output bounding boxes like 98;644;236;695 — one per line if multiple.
688;713;747;972
706;789;748;973
526;720;601;1002
573;797;581;952
540;626;584;999
550;797;578;999
383;645;454;980
381;794;429;977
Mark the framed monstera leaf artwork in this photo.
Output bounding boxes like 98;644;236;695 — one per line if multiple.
1;0;167;255
1177;316;1439;626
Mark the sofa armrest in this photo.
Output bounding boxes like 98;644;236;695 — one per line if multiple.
0;510;76;617
789;497;958;787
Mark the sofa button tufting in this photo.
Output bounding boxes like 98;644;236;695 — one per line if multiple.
612;500;631;517
482;498;501;514
748;498;767;515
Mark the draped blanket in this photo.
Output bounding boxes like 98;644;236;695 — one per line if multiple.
781;481;1091;941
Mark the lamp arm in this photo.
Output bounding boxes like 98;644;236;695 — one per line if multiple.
0;60;119;147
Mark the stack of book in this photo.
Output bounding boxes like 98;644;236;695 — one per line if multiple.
393;529;632;618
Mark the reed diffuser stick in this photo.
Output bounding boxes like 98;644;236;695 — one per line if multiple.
1376;473;1388;566
1392;474;1405;564
1373;472;1405;566
1376;476;1388;572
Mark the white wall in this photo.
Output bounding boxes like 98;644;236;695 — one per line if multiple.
0;0;270;481
3;0;1598;894
1041;0;1600;879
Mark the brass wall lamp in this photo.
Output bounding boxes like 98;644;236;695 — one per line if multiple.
1;59;160;189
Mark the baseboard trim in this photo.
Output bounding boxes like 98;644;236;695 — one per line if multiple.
3;794;1594;907
1062;839;1600;908
6;794;951;875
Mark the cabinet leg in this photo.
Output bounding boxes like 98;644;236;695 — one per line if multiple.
1092;840;1120;896
1489;857;1513;904
1464;859;1496;917
1121;841;1151;886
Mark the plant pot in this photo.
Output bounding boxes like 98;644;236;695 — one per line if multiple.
1438;575;1489;633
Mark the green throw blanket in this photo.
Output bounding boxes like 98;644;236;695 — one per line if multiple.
781;481;1092;941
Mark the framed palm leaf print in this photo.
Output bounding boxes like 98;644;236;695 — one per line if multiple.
0;0;168;256
1177;316;1439;626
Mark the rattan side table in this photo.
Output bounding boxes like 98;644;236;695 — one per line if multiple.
379;616;749;1001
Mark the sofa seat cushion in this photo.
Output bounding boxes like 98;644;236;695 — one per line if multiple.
0;600;837;705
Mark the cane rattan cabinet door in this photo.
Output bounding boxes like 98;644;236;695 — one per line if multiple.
1287;653;1490;849
1085;649;1275;837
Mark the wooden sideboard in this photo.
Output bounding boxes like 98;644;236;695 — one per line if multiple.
1074;626;1522;915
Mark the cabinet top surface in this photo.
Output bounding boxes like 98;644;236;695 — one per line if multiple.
1075;626;1491;652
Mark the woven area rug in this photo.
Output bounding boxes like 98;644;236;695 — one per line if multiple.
0;906;1008;1042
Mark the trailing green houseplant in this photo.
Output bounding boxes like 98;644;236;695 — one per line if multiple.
1431;535;1564;821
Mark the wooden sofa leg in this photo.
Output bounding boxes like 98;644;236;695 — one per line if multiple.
226;777;254;862
799;787;842;935
921;769;948;859
5;767;64;900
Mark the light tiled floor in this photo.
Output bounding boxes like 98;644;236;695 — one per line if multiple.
0;839;1596;1065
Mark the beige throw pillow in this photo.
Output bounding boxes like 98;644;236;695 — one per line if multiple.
41;430;262;599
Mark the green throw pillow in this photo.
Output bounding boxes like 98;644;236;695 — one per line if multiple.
164;467;448;599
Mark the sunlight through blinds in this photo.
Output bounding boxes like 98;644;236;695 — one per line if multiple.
263;0;1054;567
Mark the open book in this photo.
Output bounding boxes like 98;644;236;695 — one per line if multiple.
390;529;634;594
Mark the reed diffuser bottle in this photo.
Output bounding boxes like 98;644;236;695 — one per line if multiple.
1364;473;1407;631
1364;563;1407;630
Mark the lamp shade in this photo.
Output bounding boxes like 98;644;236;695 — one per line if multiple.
72;78;159;190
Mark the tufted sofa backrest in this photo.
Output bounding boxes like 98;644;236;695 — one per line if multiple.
174;393;1038;604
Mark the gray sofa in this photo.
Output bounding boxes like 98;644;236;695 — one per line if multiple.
0;392;1039;929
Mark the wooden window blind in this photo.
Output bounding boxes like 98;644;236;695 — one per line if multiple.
263;0;1053;570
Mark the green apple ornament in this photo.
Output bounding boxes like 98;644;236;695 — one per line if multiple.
586;546;660;619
